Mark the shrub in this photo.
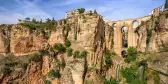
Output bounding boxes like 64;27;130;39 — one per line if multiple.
89;10;93;16
5;62;18;67
124;47;137;63
59;63;66;69
94;9;98;14
29;54;41;62
104;80;118;84
48;70;61;78
67;48;73;56
65;23;71;32
153;71;160;84
80;50;88;58
146;28;152;46
2;66;12;75
44;80;51;84
138;60;148;67
77;8;85;14
64;40;71;47
73;50;80;58
105;50;112;69
40;50;49;55
54;43;66;52
22;63;28;71
121;67;143;84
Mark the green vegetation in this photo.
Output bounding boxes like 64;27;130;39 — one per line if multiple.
77;8;85;14
29;53;41;62
105;50;112;69
58;63;66;69
89;10;93;16
40;49;49;55
19;17;57;32
5;62;18;67
44;80;51;84
159;44;168;52
165;0;168;9
153;71;160;84
74;27;77;40
166;12;168;18
121;67;143;84
2;66;13;75
67;48;73;56
104;79;118;84
48;70;61;78
73;50;88;58
94;9;98;14
124;47;137;63
138;60;148;67
146;25;152;46
73;50;80;58
64;39;71;47
80;50;88;58
65;23;71;32
22;63;28;71
54;43;66;53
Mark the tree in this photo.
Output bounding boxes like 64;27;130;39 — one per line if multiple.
64;39;71;47
51;17;56;25
73;50;80;58
46;18;51;23
94;9;98;14
165;0;168;9
77;8;85;14
25;17;30;22
124;47;137;63
40;19;43;24
67;48;73;56
32;18;36;23
54;43;66;52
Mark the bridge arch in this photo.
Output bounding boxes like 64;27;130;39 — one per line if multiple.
132;20;139;31
121;26;128;48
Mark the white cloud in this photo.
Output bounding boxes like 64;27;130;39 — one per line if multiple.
0;0;51;24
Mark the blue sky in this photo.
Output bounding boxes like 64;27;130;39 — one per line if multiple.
0;0;165;24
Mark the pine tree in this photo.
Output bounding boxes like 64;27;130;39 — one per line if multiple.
165;0;168;9
94;9;98;14
40;19;43;24
51;17;56;25
32;18;36;23
46;18;51;23
25;17;30;22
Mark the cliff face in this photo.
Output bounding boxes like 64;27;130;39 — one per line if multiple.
0;25;11;55
0;10;168;84
10;25;48;56
149;11;168;52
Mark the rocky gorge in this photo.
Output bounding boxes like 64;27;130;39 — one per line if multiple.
0;7;167;84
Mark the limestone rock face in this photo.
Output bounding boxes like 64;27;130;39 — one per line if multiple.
136;23;147;52
62;58;86;84
67;14;105;69
149;12;168;52
148;52;168;84
10;25;47;56
42;55;50;76
50;14;106;70
0;25;11;55
22;62;43;84
104;23;114;51
148;52;168;75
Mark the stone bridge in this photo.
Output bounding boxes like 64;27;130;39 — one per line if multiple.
105;5;166;55
106;15;151;55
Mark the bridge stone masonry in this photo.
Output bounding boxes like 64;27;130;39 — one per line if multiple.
105;5;164;55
